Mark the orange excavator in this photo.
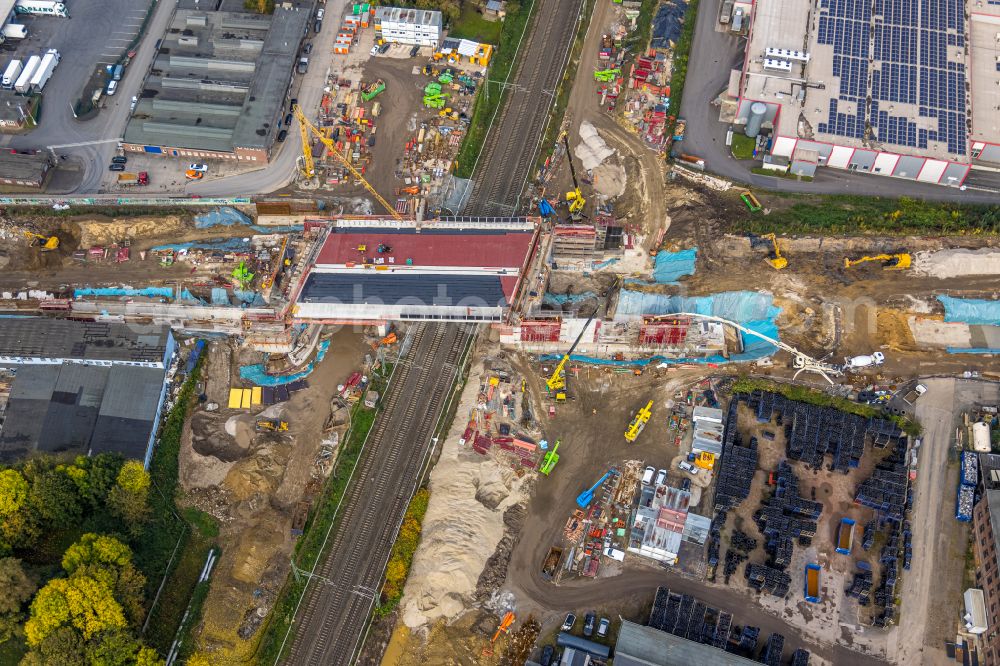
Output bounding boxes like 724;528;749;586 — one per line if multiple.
482;611;515;656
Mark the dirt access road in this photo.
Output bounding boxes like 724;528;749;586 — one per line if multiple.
891;378;999;666
559;0;670;248
500;362;886;665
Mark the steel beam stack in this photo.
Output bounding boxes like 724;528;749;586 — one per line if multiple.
791;648;811;665
762;633;785;666
714;399;758;511
745;562;791;596
753;461;820;569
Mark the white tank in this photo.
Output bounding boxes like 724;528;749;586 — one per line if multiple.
973;421;992;453
745;102;767;138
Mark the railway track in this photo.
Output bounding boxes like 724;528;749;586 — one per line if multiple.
464;0;585;216
282;323;472;666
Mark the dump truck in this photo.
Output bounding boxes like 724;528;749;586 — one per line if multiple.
541;546;563;580
804;563;821;602
902;383;927;405
836;517;856;554
117;171;148;185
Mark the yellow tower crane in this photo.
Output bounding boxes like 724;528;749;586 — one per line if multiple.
292;105;402;220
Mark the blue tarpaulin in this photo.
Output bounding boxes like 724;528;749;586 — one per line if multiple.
195;206;252;229
239;340;331;386
651;248;697;284
211;288;231;306
947;348;1000;355
74;287;173;299
544;292;597;306
939;296;1000;325
152;238;252;253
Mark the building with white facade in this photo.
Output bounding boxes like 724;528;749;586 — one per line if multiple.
374;6;442;46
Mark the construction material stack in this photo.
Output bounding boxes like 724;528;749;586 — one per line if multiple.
713;399;758;511
957;450;977;522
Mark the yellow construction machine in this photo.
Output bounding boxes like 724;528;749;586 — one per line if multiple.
693;451;715;469
255;419;288;432
292;105;401;220
22;231;59;251
843;253;911;270
624;400;654;443
751;233;787;270
562;133;586;217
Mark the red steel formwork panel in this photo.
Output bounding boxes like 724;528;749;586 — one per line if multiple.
639;317;691;346
520;320;562;342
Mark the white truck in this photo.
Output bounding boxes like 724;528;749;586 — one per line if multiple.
2;24;27;39
2;60;23;88
28;49;59;92
14;54;39;94
843;351;885;371
14;0;68;17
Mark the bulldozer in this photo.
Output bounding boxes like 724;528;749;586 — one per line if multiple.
749;233;787;270
843;253;911;270
255;419;288;432
22;231;59;251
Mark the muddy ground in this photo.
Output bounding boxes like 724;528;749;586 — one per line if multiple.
178;328;366;660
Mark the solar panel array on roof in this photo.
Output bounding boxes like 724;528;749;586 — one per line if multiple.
816;0;968;155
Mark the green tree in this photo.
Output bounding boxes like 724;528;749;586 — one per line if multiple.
83;628;163;666
0;557;37;640
0;469;28;516
24;575;127;646
106;462;151;537
19;626;86;665
62;533;133;574
61;534;145;627
60;454;123;509
25;464;82;529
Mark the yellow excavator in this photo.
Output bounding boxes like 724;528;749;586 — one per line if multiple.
756;233;787;270
255;419;288;432
844;253;911;270
23;231;59;251
293;105;402;220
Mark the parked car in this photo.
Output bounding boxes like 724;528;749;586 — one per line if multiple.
315;8;324;20
111;155;127;164
277;129;288;142
313;19;322;33
654;468;667;486
410;45;420;57
678;461;698;474
370;45;379;56
680;477;691;491
109;163;125;171
289;97;298;109
185;169;204;180
284;112;293;126
129;95;138;111
378;42;390;54
540;645;554;666
297;57;309;74
302;42;313;54
188;163;208;172
106;80;118;96
583;612;596;637
560;613;575;632
641;466;655;485
597;617;610;638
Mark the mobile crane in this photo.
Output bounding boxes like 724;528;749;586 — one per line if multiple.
562;133;585;218
292;105;402;220
624;400;654;443
545;306;599;400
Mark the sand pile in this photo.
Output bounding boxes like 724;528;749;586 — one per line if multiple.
592;162;626;198
75;215;187;247
575;121;615;171
913;248;1000;278
400;361;530;630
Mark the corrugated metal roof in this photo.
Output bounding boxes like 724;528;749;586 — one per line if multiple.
616;620;758;665
0;318;169;363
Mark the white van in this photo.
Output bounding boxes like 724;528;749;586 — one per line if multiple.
106;80;118;96
642;466;655;485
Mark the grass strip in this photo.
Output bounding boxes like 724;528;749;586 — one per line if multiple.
375;488;430;616
454;0;538;178
665;0;699;132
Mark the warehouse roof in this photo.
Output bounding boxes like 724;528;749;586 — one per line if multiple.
0;150;51;181
299;272;513;306
315;227;535;269
0;318;170;364
615;620;758;666
0;364;165;463
374;6;442;28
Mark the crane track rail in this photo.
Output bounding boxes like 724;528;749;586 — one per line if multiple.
283;323;472;666
465;0;584;216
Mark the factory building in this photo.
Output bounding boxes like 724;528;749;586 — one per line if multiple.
374;6;442;46
0;319;175;467
294;216;539;323
122;6;310;163
734;0;987;186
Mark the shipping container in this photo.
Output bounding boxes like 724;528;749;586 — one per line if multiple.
804;563;820;602
13;54;39;93
2;59;23;88
836;518;855;554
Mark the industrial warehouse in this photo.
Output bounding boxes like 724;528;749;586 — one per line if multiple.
0;318;174;466
731;0;989;185
121;4;310;163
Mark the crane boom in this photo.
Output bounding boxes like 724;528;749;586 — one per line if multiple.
292;106;402;220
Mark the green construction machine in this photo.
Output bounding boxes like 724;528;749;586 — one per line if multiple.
361;79;385;102
594;68;620;82
423;82;447;108
232;261;254;290
540;440;560;476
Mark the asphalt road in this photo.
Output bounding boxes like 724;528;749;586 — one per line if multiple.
281;324;472;666
0;0;163;193
679;0;1000;203
463;0;585;215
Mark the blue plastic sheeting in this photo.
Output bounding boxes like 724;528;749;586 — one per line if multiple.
151;238;252;253
234;290;267;306
938;296;1000;325
251;224;304;233
178;289;204;304
616;289;779;323
74;287;173;299
593;257;619;270
544;291;597;306
195;206;252;229
211;288;230;306
651;248;697;284
239;340;331;386
946;348;1000;355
